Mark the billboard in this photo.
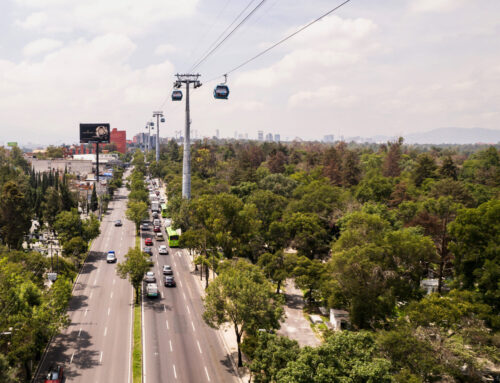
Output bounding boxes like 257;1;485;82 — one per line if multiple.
79;123;110;143
7;142;18;147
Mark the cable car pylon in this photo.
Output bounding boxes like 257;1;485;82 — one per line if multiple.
173;73;202;200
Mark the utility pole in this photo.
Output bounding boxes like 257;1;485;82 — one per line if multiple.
152;111;163;163
174;73;202;199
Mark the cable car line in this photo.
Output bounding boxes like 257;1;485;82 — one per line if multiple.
189;0;268;73
210;0;352;81
187;0;259;73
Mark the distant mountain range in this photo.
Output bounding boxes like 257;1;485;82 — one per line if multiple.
368;128;500;145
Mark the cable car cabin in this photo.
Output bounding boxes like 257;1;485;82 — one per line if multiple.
160;117;165;123
171;90;183;101
214;85;229;100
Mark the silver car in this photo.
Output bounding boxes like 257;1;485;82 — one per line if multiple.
144;271;156;283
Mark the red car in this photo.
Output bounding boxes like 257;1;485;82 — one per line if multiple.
153;225;161;232
145;238;153;246
44;365;63;383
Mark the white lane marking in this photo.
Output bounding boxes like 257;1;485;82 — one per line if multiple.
110;292;113;299
161;292;164;299
178;253;181;258
99;351;103;364
173;364;177;379
108;307;111;316
197;340;202;354
169;340;173;352
93;278;97;286
186;306;190;315
205;366;211;381
104;327;107;336
84;309;88;317
178;280;182;287
183;292;187;301
163;304;166;313
70;351;75;364
113;279;116;285
166;320;169;330
191;321;196;331
78;328;82;337
89;291;93;299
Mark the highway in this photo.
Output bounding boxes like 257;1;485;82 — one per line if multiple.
35;180;135;382
141;185;239;383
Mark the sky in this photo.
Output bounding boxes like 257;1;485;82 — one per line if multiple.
0;0;499;146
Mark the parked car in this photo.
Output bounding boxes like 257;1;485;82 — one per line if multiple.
114;219;122;227
164;276;176;287
44;365;63;383
158;245;168;255
106;251;117;263
162;265;173;275
145;238;153;246
144;271;156;283
143;246;153;256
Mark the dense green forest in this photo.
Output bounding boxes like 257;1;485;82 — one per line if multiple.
0;146;104;381
148;139;500;383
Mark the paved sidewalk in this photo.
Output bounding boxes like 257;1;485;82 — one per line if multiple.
278;279;321;347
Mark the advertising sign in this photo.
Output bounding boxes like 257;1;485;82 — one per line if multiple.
79;123;110;143
7;142;17;147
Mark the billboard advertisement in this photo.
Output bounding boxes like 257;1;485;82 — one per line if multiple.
79;123;110;143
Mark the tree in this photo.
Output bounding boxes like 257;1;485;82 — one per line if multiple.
293;256;327;304
90;185;98;212
53;209;82;245
413;154;437;186
449;200;500;313
62;236;88;266
82;214;100;242
439;155;458;180
0;181;31;249
257;251;297;294
126;201;149;234
42;187;62;229
116;247;151;303
355;175;393;203
285;212;330;259
276;331;392;383
203;259;284;367
383;138;403;177
248;332;300;383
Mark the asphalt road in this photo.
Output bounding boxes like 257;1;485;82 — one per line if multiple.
141;187;239;383
35;181;135;383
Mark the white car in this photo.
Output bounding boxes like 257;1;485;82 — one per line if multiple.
144;271;156;283
106;251;117;263
158;245;168;255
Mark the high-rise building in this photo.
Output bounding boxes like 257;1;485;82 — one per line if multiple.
110;128;127;153
265;133;273;142
216;129;220;139
323;134;335;143
274;134;280;142
258;130;264;141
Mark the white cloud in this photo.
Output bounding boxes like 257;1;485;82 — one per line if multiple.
154;44;176;56
410;0;465;13
23;38;63;56
236;15;379;88
288;86;356;108
0;33;175;143
14;0;199;36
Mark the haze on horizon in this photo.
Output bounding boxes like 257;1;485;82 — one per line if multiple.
0;0;499;145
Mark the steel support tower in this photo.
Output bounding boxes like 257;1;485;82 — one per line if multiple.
152;111;163;162
174;73;202;199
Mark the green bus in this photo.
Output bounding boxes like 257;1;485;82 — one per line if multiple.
161;203;167;218
166;227;180;247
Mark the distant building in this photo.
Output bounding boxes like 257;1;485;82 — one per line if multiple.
323;134;334;143
110;128;126;153
274;134;280;142
265;133;273;142
258;131;264;141
330;309;350;331
216;129;220;139
28;158;93;177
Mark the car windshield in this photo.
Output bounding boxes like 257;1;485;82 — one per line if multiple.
47;371;59;379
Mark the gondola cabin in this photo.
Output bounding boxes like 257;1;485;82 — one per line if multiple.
214;84;229;100
172;90;183;101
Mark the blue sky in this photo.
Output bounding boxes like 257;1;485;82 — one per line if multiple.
0;0;499;145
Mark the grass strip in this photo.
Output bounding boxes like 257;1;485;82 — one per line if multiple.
133;298;142;383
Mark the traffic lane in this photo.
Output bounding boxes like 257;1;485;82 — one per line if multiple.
173;248;239;382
